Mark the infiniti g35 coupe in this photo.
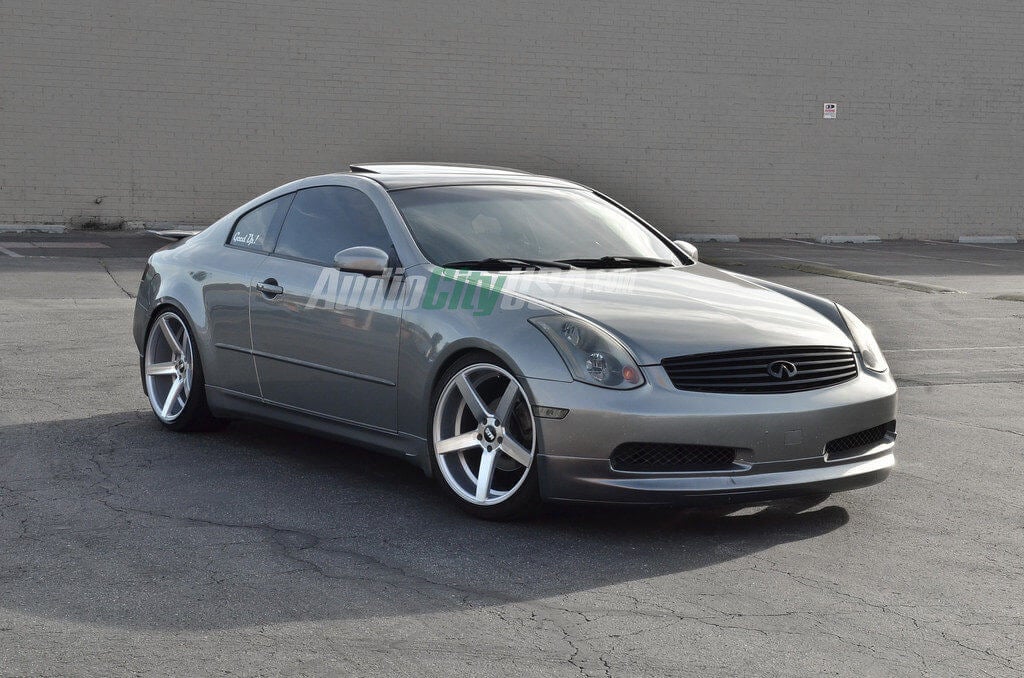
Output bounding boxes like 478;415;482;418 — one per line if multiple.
133;163;896;519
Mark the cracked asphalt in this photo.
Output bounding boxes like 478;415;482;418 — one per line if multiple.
0;232;1022;676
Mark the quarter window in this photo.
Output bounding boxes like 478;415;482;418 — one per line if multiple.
273;186;392;266
228;195;291;252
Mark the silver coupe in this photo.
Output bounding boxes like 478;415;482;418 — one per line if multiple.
133;163;896;519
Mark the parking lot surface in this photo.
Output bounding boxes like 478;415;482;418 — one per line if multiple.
1;232;1022;676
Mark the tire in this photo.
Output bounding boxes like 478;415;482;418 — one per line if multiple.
142;308;223;432
430;352;541;520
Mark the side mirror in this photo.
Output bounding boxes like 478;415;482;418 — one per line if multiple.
334;246;389;276
673;239;699;263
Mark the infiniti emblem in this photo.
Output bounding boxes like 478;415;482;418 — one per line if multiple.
766;360;798;380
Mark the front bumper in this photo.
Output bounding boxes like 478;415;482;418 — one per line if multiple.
538;449;894;505
524;360;897;505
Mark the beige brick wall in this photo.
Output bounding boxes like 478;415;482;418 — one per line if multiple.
1;1;1022;238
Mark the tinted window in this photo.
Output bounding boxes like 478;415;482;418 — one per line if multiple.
389;185;680;265
229;195;290;252
274;186;392;265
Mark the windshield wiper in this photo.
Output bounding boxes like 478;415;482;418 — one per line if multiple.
554;256;675;269
441;257;574;270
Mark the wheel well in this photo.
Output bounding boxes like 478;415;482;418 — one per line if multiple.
144;302;200;366
147;302;184;331
430;347;506;398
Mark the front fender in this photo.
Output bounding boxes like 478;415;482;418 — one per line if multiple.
396;271;574;440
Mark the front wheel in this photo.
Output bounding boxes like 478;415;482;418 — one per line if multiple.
143;309;221;432
431;354;541;520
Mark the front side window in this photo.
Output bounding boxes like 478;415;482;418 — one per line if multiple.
389;185;681;266
228;194;291;252
274;186;392;266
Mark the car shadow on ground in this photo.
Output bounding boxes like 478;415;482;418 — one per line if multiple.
0;411;848;631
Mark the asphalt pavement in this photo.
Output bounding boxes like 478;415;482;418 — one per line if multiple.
0;232;1022;676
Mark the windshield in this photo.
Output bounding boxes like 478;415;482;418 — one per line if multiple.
389;185;683;267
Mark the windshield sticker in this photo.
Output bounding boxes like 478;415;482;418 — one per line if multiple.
232;232;263;247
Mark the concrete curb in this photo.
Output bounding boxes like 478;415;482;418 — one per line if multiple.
677;234;740;243
818;235;882;244
0;222;206;233
776;262;964;294
0;224;66;234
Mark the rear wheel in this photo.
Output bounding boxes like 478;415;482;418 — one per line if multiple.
431;354;541;520
143;309;221;431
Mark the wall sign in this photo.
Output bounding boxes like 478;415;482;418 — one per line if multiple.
823;103;837;119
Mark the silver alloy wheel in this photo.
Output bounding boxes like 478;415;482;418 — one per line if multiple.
144;311;194;423
432;364;536;506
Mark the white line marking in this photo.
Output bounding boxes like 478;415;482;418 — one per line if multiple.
958;235;1017;244
34;242;109;249
782;238;827;246
781;238;1002;267
722;245;834;266
0;246;23;257
924;239;1024;254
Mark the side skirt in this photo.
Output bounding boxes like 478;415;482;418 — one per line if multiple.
205;385;432;475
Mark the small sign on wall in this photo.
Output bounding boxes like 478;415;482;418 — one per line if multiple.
823;103;837;119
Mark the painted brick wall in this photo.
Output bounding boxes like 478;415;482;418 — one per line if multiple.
1;1;1021;238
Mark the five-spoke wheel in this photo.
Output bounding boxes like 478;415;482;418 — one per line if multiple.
144;309;219;431
432;357;540;518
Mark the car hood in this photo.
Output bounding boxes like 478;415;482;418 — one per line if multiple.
500;264;852;364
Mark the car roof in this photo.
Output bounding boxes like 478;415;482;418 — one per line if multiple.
345;162;587;191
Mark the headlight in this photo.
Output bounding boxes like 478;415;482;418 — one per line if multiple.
837;304;888;373
530;315;644;389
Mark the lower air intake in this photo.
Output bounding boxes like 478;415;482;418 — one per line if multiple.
825;421;896;458
610;443;738;472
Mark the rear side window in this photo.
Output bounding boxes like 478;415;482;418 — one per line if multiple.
229;195;291;252
273;186;392;266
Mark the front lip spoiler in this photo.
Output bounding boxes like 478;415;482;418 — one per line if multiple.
537;451;895;505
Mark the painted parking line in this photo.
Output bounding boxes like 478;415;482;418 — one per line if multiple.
0;241;111;256
781;238;1004;268
716;246;964;292
923;239;1024;254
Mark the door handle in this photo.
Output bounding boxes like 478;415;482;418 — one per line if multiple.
256;278;284;298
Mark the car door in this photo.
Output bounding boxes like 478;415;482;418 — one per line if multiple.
205;192;292;396
248;184;402;431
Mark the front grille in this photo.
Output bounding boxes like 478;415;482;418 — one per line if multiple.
610;443;738;472
825;421;896;457
661;346;858;394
